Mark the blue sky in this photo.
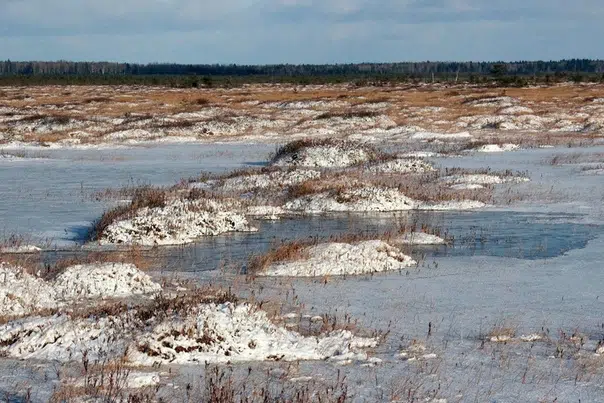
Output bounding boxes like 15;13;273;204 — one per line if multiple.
1;0;602;63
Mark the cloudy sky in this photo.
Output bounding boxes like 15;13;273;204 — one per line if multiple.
1;0;602;64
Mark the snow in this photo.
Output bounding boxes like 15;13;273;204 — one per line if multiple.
0;302;378;365
0;263;56;317
263;240;416;277
395;232;446;245
53;263;161;300
468;96;518;108
0;314;131;361
219;169;320;192
245;205;287;220
475;144;520;153
410;131;472;140
284;186;485;213
284;187;417;213
100;199;257;246
498;106;534;115
131;302;377;365
271;143;372;168
367;158;434;174
442;174;529;186
0;245;41;253
0;262;161;317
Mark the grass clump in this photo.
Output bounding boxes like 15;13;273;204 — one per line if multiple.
89;186;167;241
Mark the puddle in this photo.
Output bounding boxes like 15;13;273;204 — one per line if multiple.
43;211;601;274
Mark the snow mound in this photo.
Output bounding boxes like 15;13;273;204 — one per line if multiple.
263;240;416;277
0;314;131;361
271;142;374;168
246;205;287;220
0;263;55;317
220;169;320;192
442;174;528;186
410;131;472;141
132;303;377;365
284;187;417;213
285;186;485;213
54;263;161;300
498;106;534;115
467;96;518;108
475;144;519;153
0;245;41;253
367;158;434;174
0;262;161;317
395;232;446;245
0;303;378;365
100;200;256;246
422;200;486;210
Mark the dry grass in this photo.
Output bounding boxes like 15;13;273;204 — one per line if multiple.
89;186;167;241
2;83;604;146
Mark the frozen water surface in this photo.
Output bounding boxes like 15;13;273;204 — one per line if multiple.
0;143;274;245
2;143;604;402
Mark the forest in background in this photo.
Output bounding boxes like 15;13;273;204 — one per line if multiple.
1;59;603;87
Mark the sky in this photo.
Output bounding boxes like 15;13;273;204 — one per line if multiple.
1;0;603;64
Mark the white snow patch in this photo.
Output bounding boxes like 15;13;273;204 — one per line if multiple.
498;106;534;115
450;183;485;190
520;334;544;342
0;245;41;253
284;187;417;213
263;240;416;277
100;199;256;246
272;144;372;168
129;302;378;365
410;131;472;141
475;144;519;153
442;174;529;186
367;158;434;174
0;262;161;317
285;186;485;213
220;169;320;192
395;232;446;245
0;263;56;317
54;263;161;301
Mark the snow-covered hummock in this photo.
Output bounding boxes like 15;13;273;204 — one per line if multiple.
284;186;485;213
100;199;256;246
468;96;517;108
0;314;132;361
0;262;161;317
220;169;320;192
367;158;434;174
131;302;377;365
263;240;416;277
284;187;417;213
0;302;378;365
442;174;529;186
271;143;372;168
498;106;534;115
475;144;520;153
54;263;161;300
245;205;287;220
410;131;472;141
395;232;446;245
0;245;41;253
0;263;55;317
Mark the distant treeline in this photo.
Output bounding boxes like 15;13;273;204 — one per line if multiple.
1;59;603;87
